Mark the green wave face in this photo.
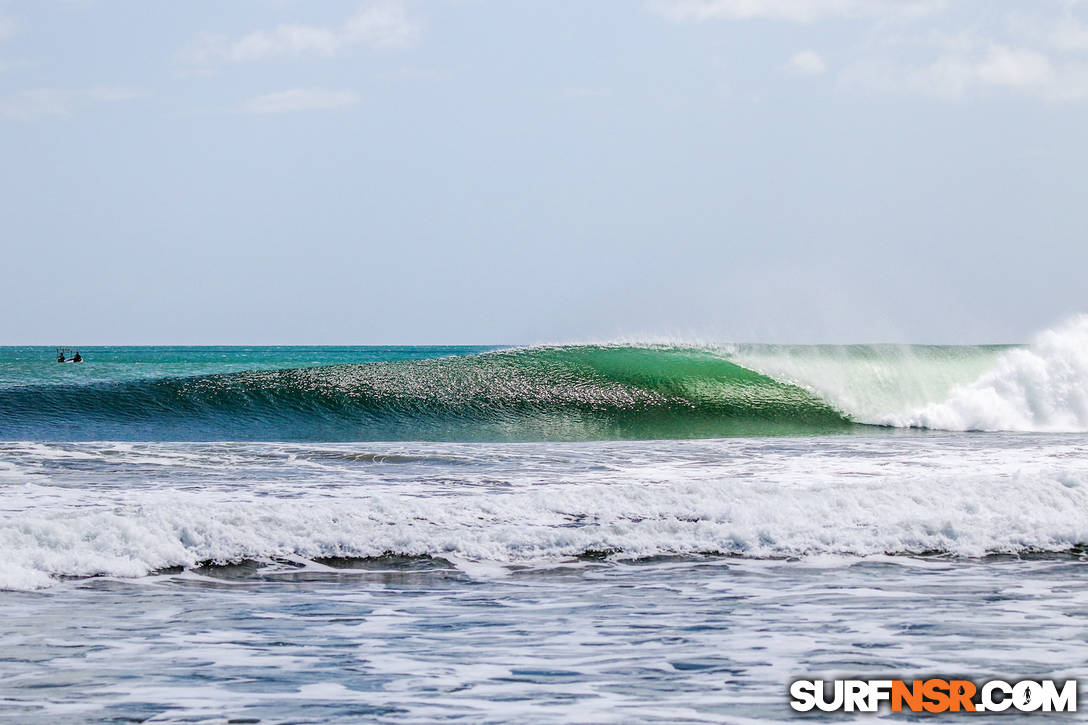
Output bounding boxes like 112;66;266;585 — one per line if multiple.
518;346;854;437
0;346;856;441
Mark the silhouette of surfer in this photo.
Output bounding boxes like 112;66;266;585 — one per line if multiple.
57;350;65;363
72;351;83;363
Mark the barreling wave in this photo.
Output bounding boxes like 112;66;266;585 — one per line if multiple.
3;316;1088;440
0;346;856;440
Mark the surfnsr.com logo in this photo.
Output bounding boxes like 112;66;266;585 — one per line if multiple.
789;679;1077;713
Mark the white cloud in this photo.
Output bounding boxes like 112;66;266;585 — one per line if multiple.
0;16;16;41
242;88;361;114
919;47;1054;97
652;0;1088;103
787;50;827;75
973;46;1054;87
182;2;420;64
649;0;945;23
842;45;1088;101
0;87;138;120
1049;16;1088;52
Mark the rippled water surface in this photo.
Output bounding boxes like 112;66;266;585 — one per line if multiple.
3;556;1088;723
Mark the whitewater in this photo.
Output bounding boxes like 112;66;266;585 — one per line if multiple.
733;314;1088;433
2;435;1088;593
3;318;1088;722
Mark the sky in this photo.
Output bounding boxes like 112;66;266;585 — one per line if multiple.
1;0;1087;345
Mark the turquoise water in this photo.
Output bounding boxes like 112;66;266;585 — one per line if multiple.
0;346;496;389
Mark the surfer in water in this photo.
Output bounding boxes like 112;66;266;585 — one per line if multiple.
72;351;83;363
57;350;65;363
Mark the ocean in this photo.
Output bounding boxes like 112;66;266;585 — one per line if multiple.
2;319;1088;722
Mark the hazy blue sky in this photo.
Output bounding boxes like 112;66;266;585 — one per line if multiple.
2;0;1086;344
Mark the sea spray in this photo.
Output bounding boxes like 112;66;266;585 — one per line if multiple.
887;315;1088;431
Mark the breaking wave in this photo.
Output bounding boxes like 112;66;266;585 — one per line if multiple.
2;317;1088;440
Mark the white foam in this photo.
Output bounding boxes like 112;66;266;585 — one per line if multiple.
728;343;1000;425
729;315;1088;433
887;315;1088;431
2;437;1087;590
